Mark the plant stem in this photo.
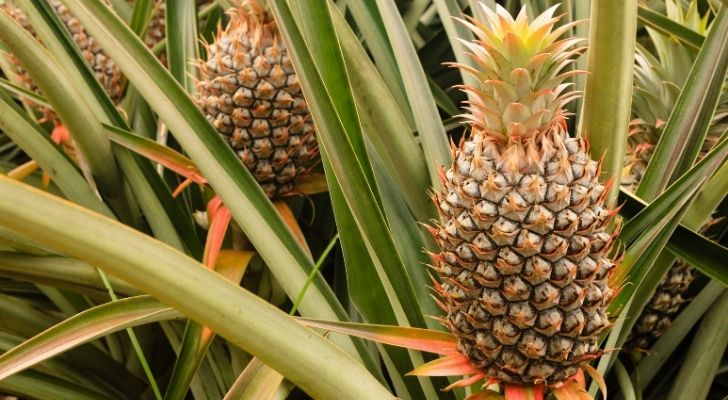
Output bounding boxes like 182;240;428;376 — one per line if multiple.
578;0;637;203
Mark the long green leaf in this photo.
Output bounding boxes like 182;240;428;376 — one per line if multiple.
667;291;728;400
636;7;728;200
166;0;200;92
0;252;140;297
0;369;118;400
373;0;452;185
637;5;704;51
0;175;395;400
331;6;433;221
325;160;435;400
273;0;431;331
0;296;181;379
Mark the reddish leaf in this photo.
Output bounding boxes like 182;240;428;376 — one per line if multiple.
104;123;207;185
504;384;545;400
297;318;457;355
444;372;486;390
407;354;479;377
466;390;506;400
202;197;232;269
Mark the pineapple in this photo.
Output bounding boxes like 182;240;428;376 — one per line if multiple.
1;0;124;120
623;0;727;350
430;4;617;384
196;1;318;198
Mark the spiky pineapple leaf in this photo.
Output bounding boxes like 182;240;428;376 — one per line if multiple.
620;135;728;247
298;318;457;355
325;167;438;400
274;0;437;333
0;296;181;381
0;252;141;297
223;358;283;400
0;175;395;400
636;7;728;200
164;250;254;400
619;189;728;287
0;369;118;400
128;0;154;36
637;5;704;50
0;5;124;206
102;123;207;186
372;0;452;185
332;5;433;220
0;291;143;395
342;0;413;125
166;0;201;93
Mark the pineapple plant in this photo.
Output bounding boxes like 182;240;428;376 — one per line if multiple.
0;0;726;399
196;0;318;198
430;4;617;385
623;0;728;350
1;0;124;120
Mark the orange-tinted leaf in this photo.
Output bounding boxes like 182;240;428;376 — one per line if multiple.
291;172;328;195
104;123;207;185
466;390;506;400
504;384;545;400
550;381;591;400
582;364;606;400
274;201;312;257
407;354;479;376
203;199;232;269
297;318;457;355
7;160;40;181
444;372;486;390
215;250;255;284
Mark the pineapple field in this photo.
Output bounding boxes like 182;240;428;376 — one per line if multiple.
0;0;726;399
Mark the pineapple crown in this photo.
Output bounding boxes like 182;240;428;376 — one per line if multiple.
455;3;585;141
631;0;727;140
216;0;278;49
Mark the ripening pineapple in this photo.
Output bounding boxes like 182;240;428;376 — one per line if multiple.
623;0;727;350
196;1;318;198
1;0;124;120
430;5;618;385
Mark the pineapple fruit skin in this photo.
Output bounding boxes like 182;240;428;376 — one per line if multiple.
196;5;317;198
626;261;694;350
1;0;124;119
430;4;617;385
433;128;615;384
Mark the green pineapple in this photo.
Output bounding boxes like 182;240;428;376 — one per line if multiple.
431;4;617;384
196;1;318;198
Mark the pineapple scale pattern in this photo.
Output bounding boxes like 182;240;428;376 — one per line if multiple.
197;6;317;198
